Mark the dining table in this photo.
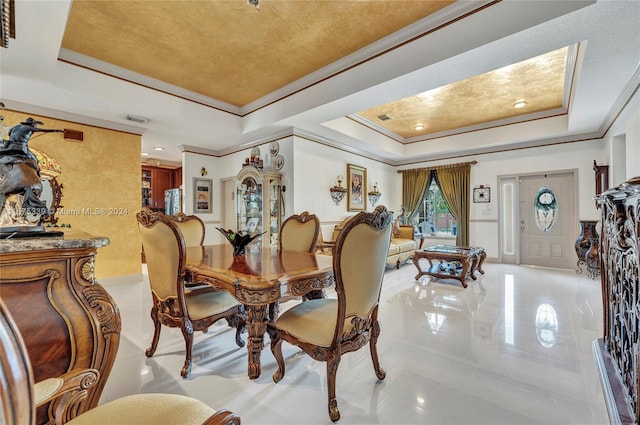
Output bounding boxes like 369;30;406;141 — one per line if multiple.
184;244;334;379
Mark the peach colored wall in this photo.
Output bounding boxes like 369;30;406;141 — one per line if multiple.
3;110;141;278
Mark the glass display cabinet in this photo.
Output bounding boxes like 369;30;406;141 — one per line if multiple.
235;165;282;248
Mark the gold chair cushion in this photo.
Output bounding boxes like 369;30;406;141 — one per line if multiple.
66;393;217;425
185;288;241;321
274;299;357;347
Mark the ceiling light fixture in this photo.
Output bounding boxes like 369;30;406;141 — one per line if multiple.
153;146;164;151
414;124;425;131
141;152;150;156
513;100;527;109
247;0;260;9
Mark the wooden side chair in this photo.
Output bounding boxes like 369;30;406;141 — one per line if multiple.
279;211;320;253
0;299;242;425
137;208;246;378
268;205;393;422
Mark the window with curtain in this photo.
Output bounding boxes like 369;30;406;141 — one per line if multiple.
415;179;457;236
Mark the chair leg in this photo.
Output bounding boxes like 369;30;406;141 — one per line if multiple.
270;330;285;383
145;306;161;357
327;349;341;422
180;321;194;378
369;319;386;380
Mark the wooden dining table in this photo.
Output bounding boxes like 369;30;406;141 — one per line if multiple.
184;244;334;379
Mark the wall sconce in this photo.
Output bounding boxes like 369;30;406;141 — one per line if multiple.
368;182;381;207
201;167;208;176
330;175;347;205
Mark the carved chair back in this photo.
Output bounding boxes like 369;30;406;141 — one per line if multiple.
169;212;205;247
333;206;393;340
279;211;320;253
137;208;185;301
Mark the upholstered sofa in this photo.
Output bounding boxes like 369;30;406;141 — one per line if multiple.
322;217;420;269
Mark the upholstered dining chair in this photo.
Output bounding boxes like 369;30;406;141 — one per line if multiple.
170;212;205;247
268;205;393;422
279;211;320;253
0;299;241;425
137;208;246;378
168;212;209;289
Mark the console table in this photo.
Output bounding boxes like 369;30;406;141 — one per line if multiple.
593;177;639;425
0;230;120;425
413;245;486;288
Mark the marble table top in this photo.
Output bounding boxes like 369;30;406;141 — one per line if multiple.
0;229;109;253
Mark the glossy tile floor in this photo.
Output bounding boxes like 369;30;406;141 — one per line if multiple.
100;262;608;425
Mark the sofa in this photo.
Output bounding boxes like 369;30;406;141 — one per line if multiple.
321;217;421;269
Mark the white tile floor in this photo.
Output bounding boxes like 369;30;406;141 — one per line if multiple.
99;262;608;425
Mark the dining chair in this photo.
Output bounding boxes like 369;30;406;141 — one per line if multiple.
168;212;210;289
170;212;205;247
275;211;322;312
268;205;393;422
0;299;242;425
137;208;246;378
279;211;320;253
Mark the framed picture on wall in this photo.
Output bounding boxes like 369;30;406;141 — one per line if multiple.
347;164;367;211
193;177;213;213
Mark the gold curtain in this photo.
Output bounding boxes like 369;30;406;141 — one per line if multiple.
436;164;471;246
401;168;431;220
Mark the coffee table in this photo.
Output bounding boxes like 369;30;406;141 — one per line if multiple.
413;245;486;288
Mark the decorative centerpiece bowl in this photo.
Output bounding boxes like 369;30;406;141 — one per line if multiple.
216;227;264;256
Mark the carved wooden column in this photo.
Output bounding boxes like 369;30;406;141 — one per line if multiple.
593;176;639;425
0;231;120;425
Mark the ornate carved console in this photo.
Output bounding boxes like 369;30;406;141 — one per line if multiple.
593;177;640;425
0;231;120;425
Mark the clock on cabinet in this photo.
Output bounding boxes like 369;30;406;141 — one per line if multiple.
473;185;491;203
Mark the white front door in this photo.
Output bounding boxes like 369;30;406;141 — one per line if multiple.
519;172;576;270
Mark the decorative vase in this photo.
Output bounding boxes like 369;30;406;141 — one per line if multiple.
575;220;599;276
216;227;265;256
575;220;599;260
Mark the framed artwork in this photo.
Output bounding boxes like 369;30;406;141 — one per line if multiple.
347;164;367;211
246;217;260;233
193;177;213;213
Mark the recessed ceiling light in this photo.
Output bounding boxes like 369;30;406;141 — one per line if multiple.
141;152;150;156
414;124;425;131
513;100;527;109
153;146;164;151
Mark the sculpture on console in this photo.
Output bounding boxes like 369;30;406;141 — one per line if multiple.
0;106;63;235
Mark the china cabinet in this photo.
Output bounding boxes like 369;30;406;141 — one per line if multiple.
235;165;282;248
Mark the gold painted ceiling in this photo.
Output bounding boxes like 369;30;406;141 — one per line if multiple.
60;1;572;145
357;47;569;139
61;0;454;107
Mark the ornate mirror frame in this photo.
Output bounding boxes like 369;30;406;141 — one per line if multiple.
42;177;63;225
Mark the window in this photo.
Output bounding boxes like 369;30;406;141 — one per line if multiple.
415;179;457;236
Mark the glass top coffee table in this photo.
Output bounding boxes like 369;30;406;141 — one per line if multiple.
413;245;486;288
